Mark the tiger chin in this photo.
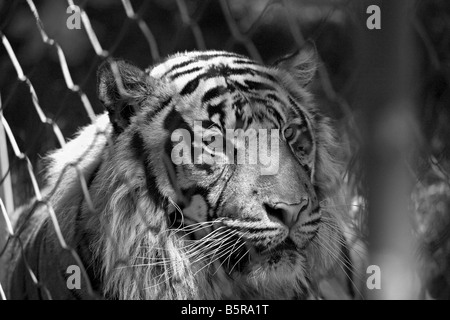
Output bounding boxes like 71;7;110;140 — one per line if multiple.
1;49;350;300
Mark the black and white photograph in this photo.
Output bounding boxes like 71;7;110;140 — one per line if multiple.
0;0;449;305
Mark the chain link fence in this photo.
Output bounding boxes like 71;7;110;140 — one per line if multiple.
0;0;449;300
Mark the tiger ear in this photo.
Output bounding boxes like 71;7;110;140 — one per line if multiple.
97;59;152;133
274;44;318;87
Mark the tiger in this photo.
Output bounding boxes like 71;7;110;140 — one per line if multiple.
0;49;353;300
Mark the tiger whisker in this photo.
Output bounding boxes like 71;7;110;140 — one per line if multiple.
133;240;228;267
168;196;185;229
206;230;239;265
226;231;248;271
176;222;225;241
120;228;234;270
320;216;365;235
315;242;364;301
149;218;224;239
319;217;366;241
314;235;354;273
190;232;238;265
143;239;237;292
176;218;225;231
313;237;365;300
208;235;243;275
192;242;239;278
142;225;228;254
166;218;225;238
187;228;235;252
173;228;225;246
214;238;248;276
319;221;368;259
314;228;364;273
319;204;366;209
228;246;250;275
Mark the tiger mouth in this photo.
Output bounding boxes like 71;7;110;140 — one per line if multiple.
254;238;298;255
187;216;315;273
248;238;300;264
219;236;301;274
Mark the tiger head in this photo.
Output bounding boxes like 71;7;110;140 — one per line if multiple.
90;49;344;299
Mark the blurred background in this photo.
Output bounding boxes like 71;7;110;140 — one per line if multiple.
0;0;449;299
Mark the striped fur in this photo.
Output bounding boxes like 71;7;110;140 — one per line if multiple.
2;50;348;300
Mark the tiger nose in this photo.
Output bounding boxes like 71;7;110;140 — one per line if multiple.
266;199;309;228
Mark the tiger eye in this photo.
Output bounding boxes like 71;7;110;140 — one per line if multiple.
284;126;295;140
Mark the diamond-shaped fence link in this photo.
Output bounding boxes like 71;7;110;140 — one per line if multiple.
0;0;449;300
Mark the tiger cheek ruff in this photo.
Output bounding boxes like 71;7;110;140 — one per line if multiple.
2;50;346;300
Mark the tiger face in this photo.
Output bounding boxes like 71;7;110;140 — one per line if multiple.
97;50;343;299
